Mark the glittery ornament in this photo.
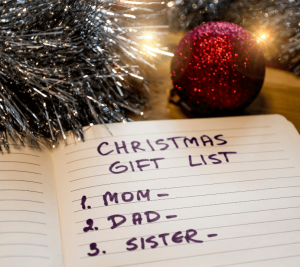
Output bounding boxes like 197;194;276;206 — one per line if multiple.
167;0;300;77
170;22;265;114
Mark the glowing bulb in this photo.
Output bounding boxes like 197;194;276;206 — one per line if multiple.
261;34;266;39
167;1;174;7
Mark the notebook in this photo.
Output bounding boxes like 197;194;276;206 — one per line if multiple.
1;114;300;267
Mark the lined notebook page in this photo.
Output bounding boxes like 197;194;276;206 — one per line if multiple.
0;143;64;267
53;114;300;267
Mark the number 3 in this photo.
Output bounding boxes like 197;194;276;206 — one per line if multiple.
88;243;100;257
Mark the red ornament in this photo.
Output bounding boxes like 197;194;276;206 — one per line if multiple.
171;22;265;114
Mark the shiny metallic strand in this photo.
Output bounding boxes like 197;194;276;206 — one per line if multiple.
167;0;231;31
167;0;300;76
0;0;166;150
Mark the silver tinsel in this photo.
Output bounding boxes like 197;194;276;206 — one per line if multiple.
167;0;231;31
0;0;167;150
167;0;300;76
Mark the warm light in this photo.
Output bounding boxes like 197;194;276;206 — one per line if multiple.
167;1;174;7
123;14;136;18
256;33;268;43
143;45;174;56
143;35;153;39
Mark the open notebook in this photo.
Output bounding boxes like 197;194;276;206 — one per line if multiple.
1;114;300;267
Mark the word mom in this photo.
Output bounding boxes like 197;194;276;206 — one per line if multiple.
103;189;150;206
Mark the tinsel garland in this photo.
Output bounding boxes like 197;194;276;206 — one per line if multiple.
167;0;231;31
0;0;165;150
167;0;300;76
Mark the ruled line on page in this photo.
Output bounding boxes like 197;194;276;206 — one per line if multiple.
70;165;293;193
69;165;294;184
0;232;47;235
0;170;41;175
0;153;40;158
79;217;300;246
0;180;42;184
75;194;300;223
0;243;48;247
0;161;40;166
80;230;300;258
71;172;297;200
212;254;300;267
74;185;300;213
77;205;300;234
70;167;295;185
0;255;49;259
0;189;43;193
0;199;44;203
0;221;46;224
65;125;273;149
108;242;300;266
65;141;280;156
67;149;285;165
68;158;289;174
71;173;297;199
0;210;45;214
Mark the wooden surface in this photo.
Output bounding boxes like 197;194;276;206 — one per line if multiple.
131;34;300;132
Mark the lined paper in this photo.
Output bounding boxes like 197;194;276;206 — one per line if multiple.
0;144;64;267
53;114;300;267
